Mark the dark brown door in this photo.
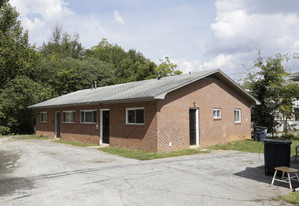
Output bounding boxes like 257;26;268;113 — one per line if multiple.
55;112;61;138
102;111;109;144
189;109;196;145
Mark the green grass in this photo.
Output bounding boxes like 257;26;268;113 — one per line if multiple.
99;147;207;160
207;139;299;157
0;134;34;138
207;139;264;153
25;135;50;140
283;191;299;204
54;139;98;147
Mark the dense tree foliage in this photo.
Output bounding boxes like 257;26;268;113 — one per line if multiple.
243;53;299;135
86;39;157;83
40;25;85;59
0;76;55;134
0;0;182;135
0;0;37;89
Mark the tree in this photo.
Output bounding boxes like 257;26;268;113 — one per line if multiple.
243;53;298;135
40;25;85;59
34;56;117;95
0;0;37;89
279;82;299;134
87;39;158;83
0;76;55;134
155;57;182;77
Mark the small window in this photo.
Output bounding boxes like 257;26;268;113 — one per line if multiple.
63;111;76;123
234;109;241;123
213;109;221;119
80;110;97;123
126;108;144;124
40;112;47;123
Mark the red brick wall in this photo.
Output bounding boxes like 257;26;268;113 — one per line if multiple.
35;102;158;151
35;77;252;152
36;105;100;144
36;108;55;138
107;101;157;152
156;77;251;152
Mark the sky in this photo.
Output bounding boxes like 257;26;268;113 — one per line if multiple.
10;0;299;80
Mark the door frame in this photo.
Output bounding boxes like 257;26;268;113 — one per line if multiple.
189;108;199;146
100;109;110;145
55;111;61;138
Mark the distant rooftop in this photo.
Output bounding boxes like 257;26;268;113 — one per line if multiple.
289;71;299;81
29;69;259;109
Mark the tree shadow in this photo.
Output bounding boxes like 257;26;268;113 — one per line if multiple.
234;157;299;189
0;177;35;196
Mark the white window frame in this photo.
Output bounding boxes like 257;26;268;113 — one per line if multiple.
234;109;241;123
62;110;76;123
40;112;47;123
213;108;221;119
126;107;145;125
80;110;97;124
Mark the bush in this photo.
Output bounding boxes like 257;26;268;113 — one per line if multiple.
280;133;295;140
0;126;11;135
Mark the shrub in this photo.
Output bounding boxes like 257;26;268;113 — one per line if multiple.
280;133;295;140
0;126;11;135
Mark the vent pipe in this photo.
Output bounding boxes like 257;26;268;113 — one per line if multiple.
94;81;97;88
158;72;161;80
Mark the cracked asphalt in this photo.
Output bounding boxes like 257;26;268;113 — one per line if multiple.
0;137;295;206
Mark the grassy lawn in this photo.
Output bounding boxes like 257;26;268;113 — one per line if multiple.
19;136;97;147
99;147;207;160
25;135;50;140
208;139;299;157
283;191;299;204
54;139;98;147
207;139;264;153
0;134;34;138
99;139;299;160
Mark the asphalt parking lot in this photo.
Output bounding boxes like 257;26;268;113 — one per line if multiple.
0;137;295;206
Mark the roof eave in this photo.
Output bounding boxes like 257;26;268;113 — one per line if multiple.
215;70;260;105
153;69;260;105
28;97;157;109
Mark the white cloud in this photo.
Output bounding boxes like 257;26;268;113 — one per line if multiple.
11;0;73;22
210;0;299;55
203;54;234;70
8;0;299;77
171;58;203;74
205;0;299;77
113;10;125;24
10;0;111;47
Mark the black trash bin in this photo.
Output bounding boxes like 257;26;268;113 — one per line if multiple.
253;126;267;142
264;139;292;175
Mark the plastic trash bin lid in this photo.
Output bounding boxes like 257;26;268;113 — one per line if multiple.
263;139;292;145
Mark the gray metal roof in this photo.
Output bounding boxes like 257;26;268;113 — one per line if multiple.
29;69;259;109
289;71;299;81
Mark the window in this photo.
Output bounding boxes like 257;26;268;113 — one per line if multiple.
234;109;241;123
40;112;47;122
80;110;97;123
126;108;144;124
63;111;76;123
213;109;221;119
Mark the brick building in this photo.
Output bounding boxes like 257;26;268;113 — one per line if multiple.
29;69;259;152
